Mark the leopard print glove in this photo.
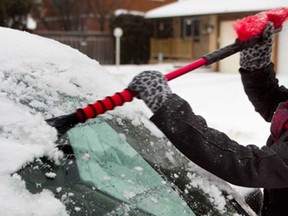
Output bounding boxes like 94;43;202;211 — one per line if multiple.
128;70;172;113
240;22;274;71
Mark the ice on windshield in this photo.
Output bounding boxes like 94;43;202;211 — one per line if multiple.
68;119;195;216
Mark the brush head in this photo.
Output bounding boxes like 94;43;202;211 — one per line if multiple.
233;7;288;42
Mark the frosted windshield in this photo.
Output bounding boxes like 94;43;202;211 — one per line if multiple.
67;118;195;216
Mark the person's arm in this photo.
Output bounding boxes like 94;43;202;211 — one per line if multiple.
127;70;288;189
151;94;288;189
239;22;288;122
240;64;288;122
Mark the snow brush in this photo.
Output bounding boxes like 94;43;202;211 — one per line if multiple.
46;7;288;136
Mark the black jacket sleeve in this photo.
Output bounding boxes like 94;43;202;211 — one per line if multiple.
151;94;288;189
239;63;288;122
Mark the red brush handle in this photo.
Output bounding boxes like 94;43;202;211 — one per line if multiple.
76;89;135;122
76;28;280;123
165;59;207;81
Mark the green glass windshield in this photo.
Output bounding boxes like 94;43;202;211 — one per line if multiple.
68;118;195;216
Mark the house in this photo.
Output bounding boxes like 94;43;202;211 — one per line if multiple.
145;0;288;74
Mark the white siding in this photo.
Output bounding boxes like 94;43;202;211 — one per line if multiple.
277;25;288;75
218;21;240;73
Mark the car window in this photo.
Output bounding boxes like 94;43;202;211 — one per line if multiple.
67;118;195;216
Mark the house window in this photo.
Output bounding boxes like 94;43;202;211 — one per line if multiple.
182;17;200;41
155;19;173;39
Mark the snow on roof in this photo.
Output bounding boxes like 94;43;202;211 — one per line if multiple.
114;9;145;17
145;0;288;18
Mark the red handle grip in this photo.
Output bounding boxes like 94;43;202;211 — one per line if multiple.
76;89;134;122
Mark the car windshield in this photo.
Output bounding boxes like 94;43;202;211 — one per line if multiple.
67;117;195;216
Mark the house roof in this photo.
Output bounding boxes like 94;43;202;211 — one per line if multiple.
145;0;288;18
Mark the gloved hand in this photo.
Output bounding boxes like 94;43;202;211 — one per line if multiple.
128;70;172;113
240;22;274;71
